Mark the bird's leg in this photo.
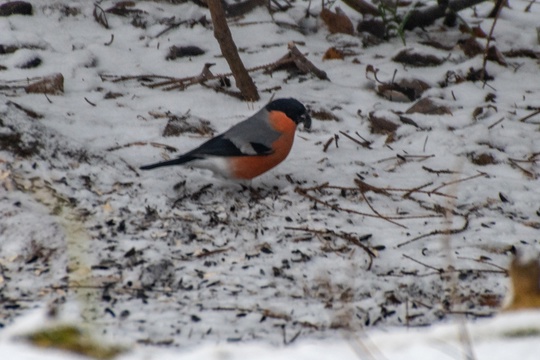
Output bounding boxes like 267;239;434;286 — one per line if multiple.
237;180;265;200
238;179;253;191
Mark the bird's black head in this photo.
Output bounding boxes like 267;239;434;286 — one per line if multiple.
265;98;311;129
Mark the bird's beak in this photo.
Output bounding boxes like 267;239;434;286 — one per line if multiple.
301;113;312;130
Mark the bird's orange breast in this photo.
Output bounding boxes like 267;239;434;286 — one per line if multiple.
229;111;297;180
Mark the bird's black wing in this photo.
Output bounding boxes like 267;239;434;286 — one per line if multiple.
190;135;273;157
140;135;273;171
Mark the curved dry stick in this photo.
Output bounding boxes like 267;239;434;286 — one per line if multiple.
397;216;469;248
295;185;441;221
285;226;375;270
428;172;487;194
325;184;455;199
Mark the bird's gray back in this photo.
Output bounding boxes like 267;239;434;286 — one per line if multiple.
223;108;281;153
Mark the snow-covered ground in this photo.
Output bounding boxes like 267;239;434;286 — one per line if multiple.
1;0;540;358
1;308;540;359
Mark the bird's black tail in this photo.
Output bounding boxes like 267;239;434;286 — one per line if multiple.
140;155;196;170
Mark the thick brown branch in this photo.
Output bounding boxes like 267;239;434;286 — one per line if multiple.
207;0;259;101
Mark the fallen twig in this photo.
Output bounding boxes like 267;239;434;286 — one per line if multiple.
107;141;178;153
428;172;487;194
322;136;335;152
377;154;435;164
324;183;455;199
402;254;444;273
380;267;505;277
456;256;508;274
282;326;302;345
421;166;457;175
104;34;114;46
285;226;376;270
6;101;43;119
397;216;469;248
195;247;234;258
101;45;326;97
155;19;190;38
360;190;407;228
84;97;96;106
519;109;540;123
508;158;536;179
339;131;372;149
354;178;391;196
487;117;505;129
295;186;436;222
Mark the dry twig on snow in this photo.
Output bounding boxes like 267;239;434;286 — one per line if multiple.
101;44;327;98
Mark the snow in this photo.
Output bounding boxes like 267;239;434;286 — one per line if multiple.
1;0;540;358
1;308;540;359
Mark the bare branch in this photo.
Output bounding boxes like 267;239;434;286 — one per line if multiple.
207;0;259;101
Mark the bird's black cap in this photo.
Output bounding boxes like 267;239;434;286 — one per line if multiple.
265;98;311;129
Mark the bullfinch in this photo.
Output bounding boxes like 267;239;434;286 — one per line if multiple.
140;98;311;180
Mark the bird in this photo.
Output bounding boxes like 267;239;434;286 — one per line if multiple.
140;98;311;180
